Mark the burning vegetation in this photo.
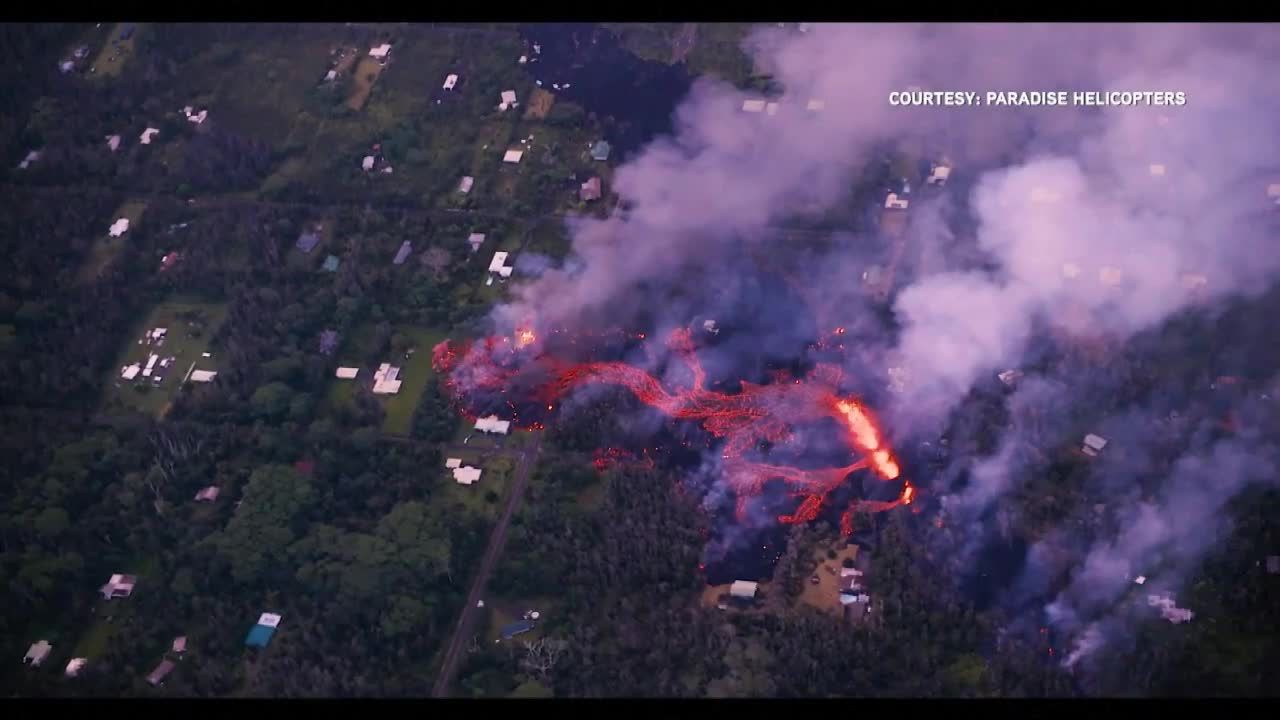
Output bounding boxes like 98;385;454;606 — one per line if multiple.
434;323;915;535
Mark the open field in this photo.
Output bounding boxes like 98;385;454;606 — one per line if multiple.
79;200;147;282
524;88;556;120
101;300;227;418
797;543;859;616
346;57;385;111
90;23;141;78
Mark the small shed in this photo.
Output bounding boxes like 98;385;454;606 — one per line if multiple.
580;176;602;202
458;176;474;194
443;73;458;90
101;573;137;599
65;658;87;677
503;149;524;164
393;241;413;265
322;255;341;273
467;233;486;252
926;164;952;186
194;486;220;502
742;99;766;113
106;134;122;152
109;218;130;237
147;659;176;686
172;636;187;654
590;141;611;162
335;367;360;379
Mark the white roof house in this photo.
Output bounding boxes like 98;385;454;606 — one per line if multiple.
140;128;159;145
194;486;220;502
372;363;403;394
362;155;375;171
445;458;463;469
453;466;483;485
884;192;909;210
257;612;282;628
101;573;137;599
926;164;952;186
106;134;122;152
109;218;130;237
65;657;87;677
443;73;458;90
475;415;511;435
335;367;359;379
501;90;517;105
729;580;759;599
18;150;41;169
172;636;187;653
1082;433;1108;457
24;641;52;667
488;251;514;278
467;233;486;252
459;176;474;194
325;69;337;82
369;44;392;59
742;99;766;113
189;370;218;383
503;149;524;163
121;364;141;380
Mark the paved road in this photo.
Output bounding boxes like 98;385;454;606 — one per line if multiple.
431;431;544;697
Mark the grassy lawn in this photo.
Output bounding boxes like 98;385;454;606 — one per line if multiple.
79;200;148;282
381;327;446;435
574;478;607;513
101;299;227;418
483;595;554;645
442;454;513;522
524;88;556;120
90;23;141;78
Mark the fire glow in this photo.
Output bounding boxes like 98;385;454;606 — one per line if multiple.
434;325;915;534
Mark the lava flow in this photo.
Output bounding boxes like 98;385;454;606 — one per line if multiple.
434;325;915;534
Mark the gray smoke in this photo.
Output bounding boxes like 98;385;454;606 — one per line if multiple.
484;23;1280;669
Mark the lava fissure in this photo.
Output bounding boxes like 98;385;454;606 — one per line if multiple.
435;325;915;533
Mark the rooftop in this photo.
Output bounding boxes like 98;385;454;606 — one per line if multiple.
730;580;758;598
475;415;511;434
393;241;413;265
453;466;482;485
335;366;359;379
501;619;535;639
147;659;176;686
24;640;52;666
503;149;524;164
590;141;611;161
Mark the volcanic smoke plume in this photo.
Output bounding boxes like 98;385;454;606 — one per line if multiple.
449;23;1280;671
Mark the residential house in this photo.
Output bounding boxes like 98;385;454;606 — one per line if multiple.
369;43;392;59
475;415;511;435
926;164;952;186
24;641;52;667
372;363;403;394
453;466;482;485
321;255;341;273
100;573;137;599
1082;433;1108;457
498;89;518;110
335;367;359;379
503;149;524;164
467;233;486;252
362;155;375;171
443;73;458;90
729;580;758;603
65;658;87;677
446;458;462;468
590;141;611;162
189;370;217;383
172;636;187;654
393;241;413;265
296;229;321;254
194;486;220;502
106;134;122;152
459;176;474;194
501;619;535;640
884;192;909;210
580;176;602;202
488;252;514;279
109;218;130;237
140;128;159;145
147;659;176;686
245;612;282;648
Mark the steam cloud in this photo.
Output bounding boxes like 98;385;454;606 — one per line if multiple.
488;23;1280;671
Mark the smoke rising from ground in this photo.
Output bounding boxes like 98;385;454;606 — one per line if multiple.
481;23;1280;672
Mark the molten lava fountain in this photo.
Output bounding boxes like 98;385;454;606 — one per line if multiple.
435;324;915;537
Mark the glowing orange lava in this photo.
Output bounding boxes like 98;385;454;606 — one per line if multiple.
435;325;914;534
